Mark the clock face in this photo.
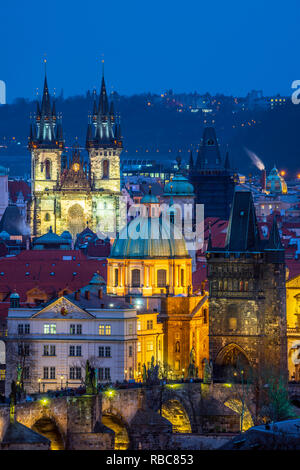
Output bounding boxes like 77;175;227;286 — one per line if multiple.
73;163;80;172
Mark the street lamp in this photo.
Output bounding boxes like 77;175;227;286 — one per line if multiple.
38;378;41;393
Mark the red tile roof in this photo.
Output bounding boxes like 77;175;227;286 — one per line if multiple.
0;250;107;303
8;181;31;203
192;262;208;291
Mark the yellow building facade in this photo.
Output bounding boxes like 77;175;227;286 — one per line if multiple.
286;274;300;380
28;74;122;238
107;194;209;380
136;311;164;381
107;196;193;297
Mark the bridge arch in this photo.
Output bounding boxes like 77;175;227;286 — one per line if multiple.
15;399;68;447
147;385;197;432
32;417;64;450
160;399;192;433
214;343;250;379
102;410;130;450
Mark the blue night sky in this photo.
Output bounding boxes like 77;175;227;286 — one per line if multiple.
1;0;299;102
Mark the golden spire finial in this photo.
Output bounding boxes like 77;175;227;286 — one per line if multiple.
43;55;47;76
101;54;105;76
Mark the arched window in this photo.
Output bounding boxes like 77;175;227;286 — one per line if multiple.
175;341;180;353
45;160;51;180
131;269;141;288
114;268;119;287
157;269;167;287
102;160;109;179
45;213;50;222
181;268;185;287
228;317;237;331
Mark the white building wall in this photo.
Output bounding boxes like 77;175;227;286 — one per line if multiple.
5;303;137;396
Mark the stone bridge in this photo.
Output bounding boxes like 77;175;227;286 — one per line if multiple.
0;383;260;450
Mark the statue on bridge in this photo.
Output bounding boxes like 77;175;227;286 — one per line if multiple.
203;358;213;384
9;381;16;423
187;347;198;379
85;360;97;395
143;357;160;385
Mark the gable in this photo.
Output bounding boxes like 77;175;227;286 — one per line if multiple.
32;297;95;320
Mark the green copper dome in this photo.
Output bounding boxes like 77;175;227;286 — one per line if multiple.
164;174;194;196
266;166;287;194
140;193;159;204
110;215;189;259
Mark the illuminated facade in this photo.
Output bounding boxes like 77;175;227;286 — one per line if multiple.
5;294;137;395
136;311;164;380
266;166;288;194
107;196;193;297
160;294;209;380
107;195;209;379
286;274;300;380
28;74;122;238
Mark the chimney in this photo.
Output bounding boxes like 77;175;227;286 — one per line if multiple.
261;169;266;191
75;290;80;301
85;290;90;300
98;288;103;299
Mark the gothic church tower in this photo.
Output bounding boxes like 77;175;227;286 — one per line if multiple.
28;74;64;235
86;73;122;193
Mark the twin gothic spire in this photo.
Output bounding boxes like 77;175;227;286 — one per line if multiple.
29;69;122;152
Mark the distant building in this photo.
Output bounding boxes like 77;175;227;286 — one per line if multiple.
266;166;288;194
32;227;72;250
189;127;236;220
